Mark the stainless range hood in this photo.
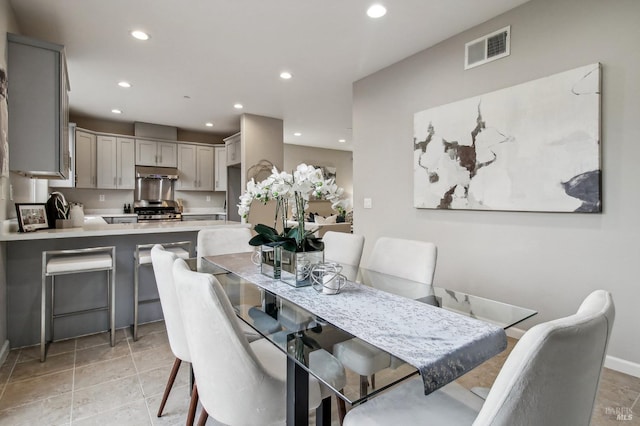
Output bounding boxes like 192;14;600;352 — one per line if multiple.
135;166;179;180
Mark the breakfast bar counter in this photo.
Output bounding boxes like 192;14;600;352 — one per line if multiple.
3;219;248;348
0;218;236;241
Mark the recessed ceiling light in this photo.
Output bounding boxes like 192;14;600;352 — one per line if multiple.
234;103;243;109
111;109;122;114
131;30;150;41
367;4;387;18
280;71;293;80
205;122;214;127
338;139;346;143
294;132;302;137
118;81;131;88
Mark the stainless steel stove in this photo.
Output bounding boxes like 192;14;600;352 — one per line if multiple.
134;201;182;222
134;166;182;222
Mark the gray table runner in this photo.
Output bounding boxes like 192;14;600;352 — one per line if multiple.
205;252;507;395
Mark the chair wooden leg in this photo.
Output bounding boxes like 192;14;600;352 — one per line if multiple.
186;382;199;426
157;357;182;417
197;408;209;426
337;390;347;426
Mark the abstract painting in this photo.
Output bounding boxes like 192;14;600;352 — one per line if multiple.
413;63;601;212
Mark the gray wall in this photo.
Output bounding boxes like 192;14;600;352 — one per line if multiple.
353;0;640;366
285;144;353;206
0;0;19;356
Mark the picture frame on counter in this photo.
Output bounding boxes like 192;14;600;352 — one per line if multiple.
15;203;49;232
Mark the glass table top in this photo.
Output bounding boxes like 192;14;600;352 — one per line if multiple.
199;256;537;405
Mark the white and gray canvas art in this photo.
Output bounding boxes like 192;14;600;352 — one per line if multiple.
413;63;601;212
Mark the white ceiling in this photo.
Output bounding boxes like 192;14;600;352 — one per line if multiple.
9;0;529;151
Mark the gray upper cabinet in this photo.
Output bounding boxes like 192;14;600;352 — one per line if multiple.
7;33;70;179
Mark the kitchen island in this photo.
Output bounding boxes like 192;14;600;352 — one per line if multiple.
2;219;249;348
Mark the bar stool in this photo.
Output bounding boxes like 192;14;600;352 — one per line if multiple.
133;241;191;341
41;246;116;362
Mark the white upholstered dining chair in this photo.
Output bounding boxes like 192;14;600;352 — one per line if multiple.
196;226;253;270
322;231;365;281
343;289;615;426
172;258;324;425
333;237;437;396
150;245;198;424
151;244;265;424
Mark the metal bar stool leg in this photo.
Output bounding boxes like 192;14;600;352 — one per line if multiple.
40;256;47;362
110;264;116;346
133;259;140;341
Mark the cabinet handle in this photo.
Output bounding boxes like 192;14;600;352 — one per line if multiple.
119;177;122;186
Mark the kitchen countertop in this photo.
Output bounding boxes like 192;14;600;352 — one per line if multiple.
0;217;246;241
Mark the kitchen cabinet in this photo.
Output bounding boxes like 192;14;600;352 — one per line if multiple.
75;130;97;188
135;140;177;167
96;136;135;189
176;144;214;191
214;146;227;191
7;33;70;179
224;133;241;166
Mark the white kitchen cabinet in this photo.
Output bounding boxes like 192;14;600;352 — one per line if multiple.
135;140;177;167
214;146;227;191
176;144;197;190
75;130;97;188
177;144;214;191
224;132;241;166
97;136;135;189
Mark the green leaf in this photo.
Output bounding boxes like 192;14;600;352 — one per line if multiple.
254;223;278;238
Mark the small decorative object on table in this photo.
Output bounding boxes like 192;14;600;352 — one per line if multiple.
310;262;347;295
239;163;344;287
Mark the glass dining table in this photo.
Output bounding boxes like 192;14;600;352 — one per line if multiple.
199;253;537;426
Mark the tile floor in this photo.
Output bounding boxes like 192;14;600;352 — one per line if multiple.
0;322;638;425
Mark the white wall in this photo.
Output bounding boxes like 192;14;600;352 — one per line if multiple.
353;0;640;367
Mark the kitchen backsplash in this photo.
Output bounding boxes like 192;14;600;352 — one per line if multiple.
5;172;226;218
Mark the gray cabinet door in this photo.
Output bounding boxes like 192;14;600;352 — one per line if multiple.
7;33;69;179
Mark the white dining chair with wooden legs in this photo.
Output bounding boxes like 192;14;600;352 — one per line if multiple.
343;290;615;426
151;243;268;424
41;246;116;362
133;240;191;341
172;258;324;426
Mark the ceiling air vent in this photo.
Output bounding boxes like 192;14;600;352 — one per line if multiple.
465;26;510;70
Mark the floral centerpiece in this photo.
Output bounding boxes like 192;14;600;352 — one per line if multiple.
238;164;344;286
238;163;344;252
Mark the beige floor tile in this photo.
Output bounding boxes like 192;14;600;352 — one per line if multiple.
8;351;75;383
147;383;192;426
129;331;170;354
75;329;128;351
18;339;76;363
138;363;190;398
132;344;175;374
0;369;73;411
74;355;138;390
125;321;167;341
72;399;152;426
0;392;72;426
72;375;145;421
74;340;131;368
